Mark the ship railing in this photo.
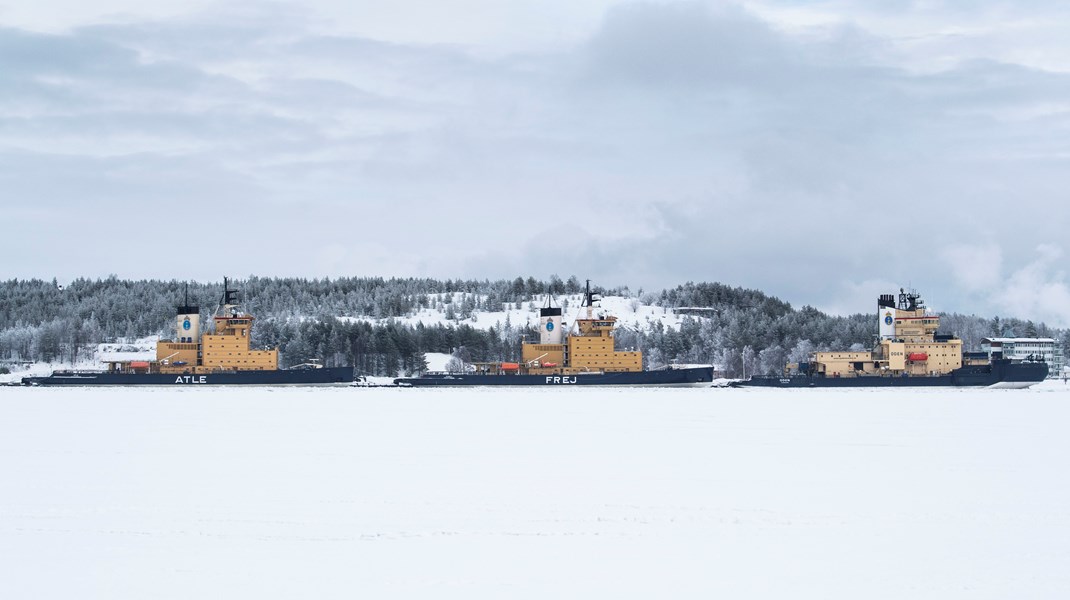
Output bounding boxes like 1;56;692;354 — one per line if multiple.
48;369;107;376
291;362;325;370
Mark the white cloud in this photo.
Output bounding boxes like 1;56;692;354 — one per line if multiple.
819;278;902;317
992;245;1070;327
940;243;1003;292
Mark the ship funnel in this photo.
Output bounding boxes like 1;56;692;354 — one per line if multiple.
176;283;201;344
539;293;564;344
878;293;896;340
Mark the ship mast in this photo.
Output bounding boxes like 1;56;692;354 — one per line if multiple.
898;288;923;312
583;279;597;320
216;276;240;317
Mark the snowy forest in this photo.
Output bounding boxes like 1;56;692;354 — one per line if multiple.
1;275;1067;377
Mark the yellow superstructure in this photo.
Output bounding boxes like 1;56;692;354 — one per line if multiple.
520;315;643;375
470;280;643;376
804;289;964;378
158;315;278;374
109;279;280;375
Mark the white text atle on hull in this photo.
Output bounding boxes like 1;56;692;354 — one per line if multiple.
23;278;354;386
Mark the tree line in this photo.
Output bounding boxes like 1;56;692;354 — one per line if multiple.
0;277;1066;377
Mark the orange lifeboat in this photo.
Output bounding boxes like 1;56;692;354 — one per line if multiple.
541;362;558;367
907;353;928;362
500;362;520;371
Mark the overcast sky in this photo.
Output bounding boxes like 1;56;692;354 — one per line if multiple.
2;0;1069;325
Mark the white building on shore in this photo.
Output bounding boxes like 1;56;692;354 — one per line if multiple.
981;338;1065;379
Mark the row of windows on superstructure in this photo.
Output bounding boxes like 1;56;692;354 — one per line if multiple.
577;362;637;367
205;359;271;364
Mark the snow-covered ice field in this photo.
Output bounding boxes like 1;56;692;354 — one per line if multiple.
3;383;1069;599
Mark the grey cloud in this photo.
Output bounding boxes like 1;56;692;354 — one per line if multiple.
518;2;1070;319
2;2;1069;324
582;3;797;89
0;27;237;95
0;27;135;76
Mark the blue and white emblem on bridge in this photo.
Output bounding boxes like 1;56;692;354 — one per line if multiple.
546;322;554;331
884;313;893;326
183;317;191;331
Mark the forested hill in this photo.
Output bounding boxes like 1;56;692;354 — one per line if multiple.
0;276;1065;377
657;282;793;318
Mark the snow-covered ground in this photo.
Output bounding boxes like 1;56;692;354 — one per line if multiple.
342;292;683;333
0;338;160;384
2;384;1069;598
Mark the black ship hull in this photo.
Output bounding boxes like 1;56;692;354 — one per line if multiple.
395;366;714;387
22;366;354;386
734;360;1048;389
